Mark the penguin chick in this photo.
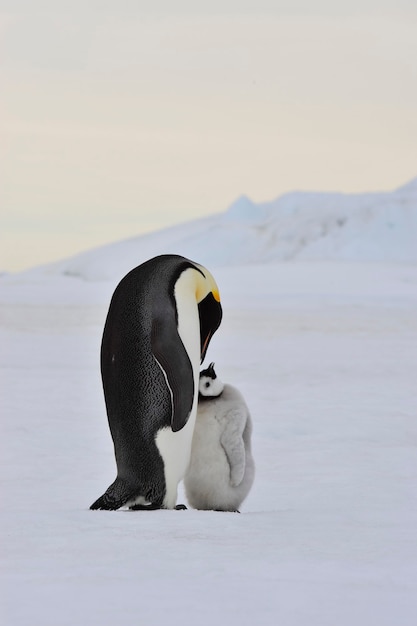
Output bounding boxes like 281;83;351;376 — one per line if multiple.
184;363;255;512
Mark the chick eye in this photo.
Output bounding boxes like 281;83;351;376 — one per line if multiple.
205;382;210;388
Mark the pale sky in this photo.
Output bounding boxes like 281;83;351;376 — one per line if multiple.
1;1;417;271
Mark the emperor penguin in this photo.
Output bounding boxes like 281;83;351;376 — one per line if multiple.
90;255;222;511
184;363;255;512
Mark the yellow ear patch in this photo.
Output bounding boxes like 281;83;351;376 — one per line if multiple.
194;264;221;303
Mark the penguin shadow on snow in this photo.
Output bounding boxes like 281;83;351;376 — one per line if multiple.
183;363;255;513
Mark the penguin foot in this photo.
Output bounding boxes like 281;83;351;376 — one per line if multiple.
129;502;161;511
129;503;187;511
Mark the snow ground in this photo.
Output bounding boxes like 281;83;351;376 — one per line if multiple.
1;260;417;625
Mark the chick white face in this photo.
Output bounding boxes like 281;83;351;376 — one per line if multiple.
198;362;224;398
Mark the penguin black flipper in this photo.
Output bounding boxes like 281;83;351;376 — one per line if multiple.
151;314;194;433
90;477;136;510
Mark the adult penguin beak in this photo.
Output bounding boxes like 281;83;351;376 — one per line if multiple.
198;291;222;363
201;331;213;363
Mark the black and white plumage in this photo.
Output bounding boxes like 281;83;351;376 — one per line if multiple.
184;363;255;512
90;255;222;511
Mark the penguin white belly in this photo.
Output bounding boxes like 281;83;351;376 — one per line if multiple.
155;420;194;508
155;268;201;508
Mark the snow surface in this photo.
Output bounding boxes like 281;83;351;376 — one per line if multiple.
1;183;417;625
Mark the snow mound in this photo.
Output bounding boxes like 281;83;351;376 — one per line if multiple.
17;178;417;281
222;195;268;223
